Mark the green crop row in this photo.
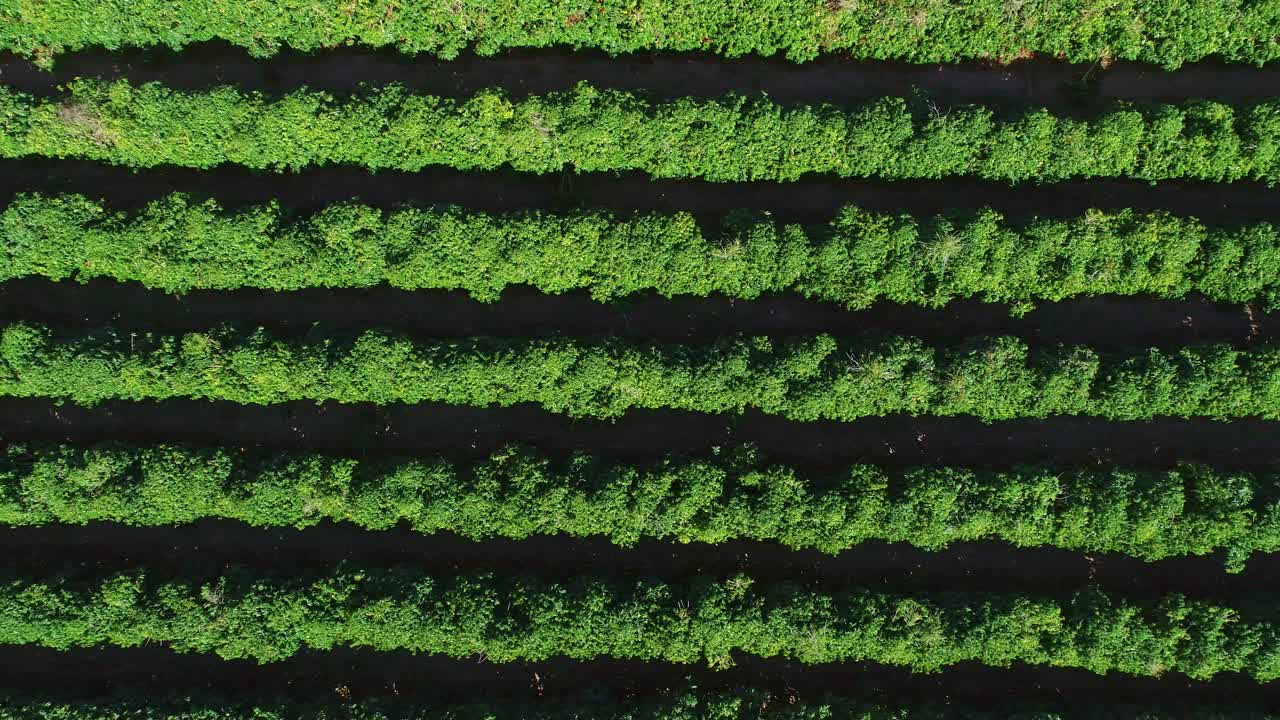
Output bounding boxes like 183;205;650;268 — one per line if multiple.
9;193;1280;310
3;323;1280;421
2;564;1278;677
3;441;1277;570
2;0;1278;68
1;687;1272;720
2;81;1278;183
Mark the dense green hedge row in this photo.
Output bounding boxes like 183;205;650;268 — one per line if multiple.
2;688;1273;720
3;564;1279;677
2;81;1278;183
10;193;1280;310
4;323;1280;421
4;441;1278;570
2;0;1278;68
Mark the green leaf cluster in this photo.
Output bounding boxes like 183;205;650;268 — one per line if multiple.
2;81;1278;183
8;193;1280;309
2;441;1277;569
4;323;1280;421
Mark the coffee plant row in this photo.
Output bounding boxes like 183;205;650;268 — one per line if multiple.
3;564;1278;677
2;81;1278;183
2;0;1275;68
3;323;1280;421
2;441;1275;569
8;193;1280;310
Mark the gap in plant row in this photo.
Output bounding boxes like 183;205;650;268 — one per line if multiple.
2;46;1279;106
2;279;1269;349
0;520;1274;597
3;398;1278;472
4;646;1277;708
2;162;1276;223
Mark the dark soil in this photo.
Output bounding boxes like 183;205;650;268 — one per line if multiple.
2;645;1276;709
2;45;1277;106
0;520;1270;597
3;398;1279;473
2;279;1273;349
2;160;1277;225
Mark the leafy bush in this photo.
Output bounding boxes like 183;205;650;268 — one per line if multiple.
2;0;1278;68
2;564;1278;678
3;322;1280;422
2;81;1278;183
8;193;1280;309
2;441;1277;570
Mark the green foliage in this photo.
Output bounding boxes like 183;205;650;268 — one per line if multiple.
0;687;1274;720
4;322;1280;422
8;193;1280;309
1;81;1278;183
0;563;1278;678
5;0;1280;697
2;0;1278;68
1;441;1277;569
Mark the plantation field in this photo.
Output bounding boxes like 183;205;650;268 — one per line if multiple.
1;2;1279;720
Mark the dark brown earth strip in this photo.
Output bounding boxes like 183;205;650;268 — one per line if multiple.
2;45;1277;106
2;398;1278;472
1;161;1277;225
0;646;1273;708
4;278;1275;347
0;520;1269;597
2;279;1273;349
